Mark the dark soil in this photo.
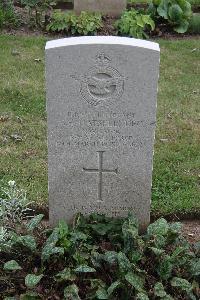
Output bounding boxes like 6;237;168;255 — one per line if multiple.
182;220;200;243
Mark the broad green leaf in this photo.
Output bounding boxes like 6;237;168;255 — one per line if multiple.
149;247;165;256
157;255;173;280
117;252;132;273
70;231;88;243
147;218;169;236
20;235;37;251
157;0;169;19
75;265;96;273
174;20;189;33
122;214;138;239
154;282;167;297
130;250;143;264
45;227;59;246
107;281;121;296
25;274;43;288
11;233;36;251
178;0;192;17
20;292;40;300
4;298;17;300
103;251;118;264
170;277;192;292
64;284;80;300
41;244;64;262
142;15;155;30
190;258;200;276
168;4;183;22
96;287;108;299
125;272;144;292
136;15;144;27
154;234;167;248
58;220;69;237
90;279;106;290
26;214;44;232
55;267;76;281
4;260;22;271
136;293;149;300
91;251;103;267
169;222;182;234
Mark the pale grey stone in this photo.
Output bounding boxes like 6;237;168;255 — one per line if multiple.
45;36;160;230
74;0;126;16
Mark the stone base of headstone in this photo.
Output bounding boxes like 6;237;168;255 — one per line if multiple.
74;0;126;16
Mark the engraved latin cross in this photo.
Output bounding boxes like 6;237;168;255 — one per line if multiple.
83;151;118;201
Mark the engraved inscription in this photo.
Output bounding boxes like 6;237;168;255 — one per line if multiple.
72;53;124;106
83;151;118;202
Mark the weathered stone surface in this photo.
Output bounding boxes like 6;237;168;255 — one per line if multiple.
45;36;160;229
74;0;126;16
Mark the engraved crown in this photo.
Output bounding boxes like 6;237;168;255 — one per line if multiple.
96;53;111;66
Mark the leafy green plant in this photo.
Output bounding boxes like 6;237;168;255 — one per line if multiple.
0;0;20;29
47;10;103;35
1;209;199;299
148;0;193;33
46;9;72;32
188;13;200;33
20;0;56;27
0;181;33;229
71;11;103;35
116;9;155;38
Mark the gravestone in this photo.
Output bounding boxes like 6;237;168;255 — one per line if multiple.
74;0;126;16
45;36;160;230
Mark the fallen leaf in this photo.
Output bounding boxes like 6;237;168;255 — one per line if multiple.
12;49;20;56
0;115;9;122
10;134;23;142
16;116;23;123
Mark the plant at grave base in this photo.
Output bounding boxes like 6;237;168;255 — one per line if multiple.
0;0;20;29
20;0;56;28
0;180;33;229
71;11;103;35
148;0;193;33
115;9;155;39
47;10;103;35
46;9;73;32
1;209;200;299
188;13;200;33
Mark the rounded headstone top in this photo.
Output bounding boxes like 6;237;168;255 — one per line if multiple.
45;36;160;52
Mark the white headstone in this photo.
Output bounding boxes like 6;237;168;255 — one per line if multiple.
46;36;160;230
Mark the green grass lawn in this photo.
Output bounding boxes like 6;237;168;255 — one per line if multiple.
0;35;199;216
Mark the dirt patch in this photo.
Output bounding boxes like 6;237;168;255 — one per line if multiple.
182;220;200;243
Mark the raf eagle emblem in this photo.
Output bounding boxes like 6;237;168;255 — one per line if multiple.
71;53;124;106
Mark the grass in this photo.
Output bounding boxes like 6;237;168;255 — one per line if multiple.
0;35;200;216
